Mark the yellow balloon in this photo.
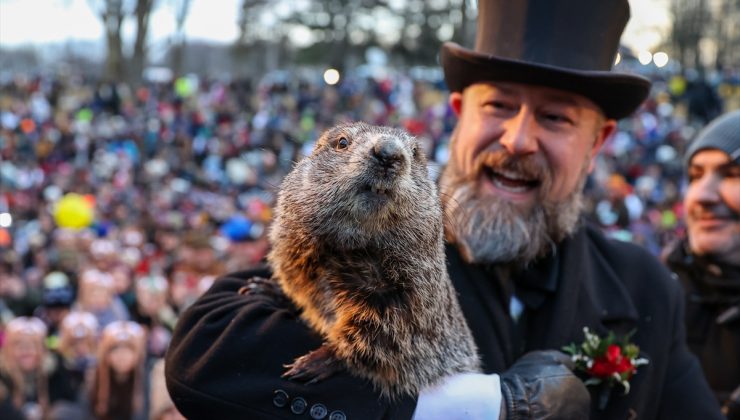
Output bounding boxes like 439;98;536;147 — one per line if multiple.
54;193;94;229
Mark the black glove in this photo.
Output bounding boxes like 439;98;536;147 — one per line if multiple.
500;350;590;420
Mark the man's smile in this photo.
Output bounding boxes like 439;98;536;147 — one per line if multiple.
690;205;740;227
484;167;541;192
473;151;545;204
478;167;541;204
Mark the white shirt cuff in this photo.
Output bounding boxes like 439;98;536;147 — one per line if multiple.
412;373;502;420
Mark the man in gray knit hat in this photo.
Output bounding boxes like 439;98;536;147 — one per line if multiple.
666;110;740;419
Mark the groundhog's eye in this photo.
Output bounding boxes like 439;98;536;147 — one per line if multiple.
336;137;350;150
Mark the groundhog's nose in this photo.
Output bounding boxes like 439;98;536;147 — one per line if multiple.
372;140;405;169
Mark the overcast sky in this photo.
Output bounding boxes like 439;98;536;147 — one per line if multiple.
0;0;241;46
0;0;672;53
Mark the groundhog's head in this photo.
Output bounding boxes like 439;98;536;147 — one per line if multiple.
273;122;441;248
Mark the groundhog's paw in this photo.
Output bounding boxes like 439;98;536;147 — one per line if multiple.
238;276;293;307
282;345;342;385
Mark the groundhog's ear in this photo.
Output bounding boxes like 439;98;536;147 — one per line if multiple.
410;138;420;156
310;135;329;154
315;127;338;148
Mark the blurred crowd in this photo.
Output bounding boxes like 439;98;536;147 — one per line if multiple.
0;63;738;419
586;67;738;255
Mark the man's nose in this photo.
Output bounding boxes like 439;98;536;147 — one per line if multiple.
499;112;538;155
693;175;721;203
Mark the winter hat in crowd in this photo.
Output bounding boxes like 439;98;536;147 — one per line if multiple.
42;271;75;308
685;110;740;166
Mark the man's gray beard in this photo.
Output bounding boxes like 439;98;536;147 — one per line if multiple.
440;153;590;266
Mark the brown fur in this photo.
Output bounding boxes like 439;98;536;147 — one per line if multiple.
268;122;480;398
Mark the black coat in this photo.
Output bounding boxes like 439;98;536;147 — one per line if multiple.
166;223;723;419
665;239;740;417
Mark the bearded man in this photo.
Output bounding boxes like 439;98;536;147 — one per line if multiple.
164;1;723;419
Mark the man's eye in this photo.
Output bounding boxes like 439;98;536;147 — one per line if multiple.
336;137;350;150
687;170;702;183
543;113;571;124
724;167;740;179
483;101;511;111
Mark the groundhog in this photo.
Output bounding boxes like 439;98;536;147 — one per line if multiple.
266;122;480;398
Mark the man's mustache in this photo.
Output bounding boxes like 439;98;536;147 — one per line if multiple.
690;204;740;222
471;150;549;186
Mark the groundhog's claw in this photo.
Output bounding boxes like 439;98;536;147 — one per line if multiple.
283;345;342;384
238;277;294;308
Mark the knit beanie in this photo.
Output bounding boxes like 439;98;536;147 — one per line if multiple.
685;110;740;166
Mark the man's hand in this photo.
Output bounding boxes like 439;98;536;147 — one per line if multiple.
500;350;590;420
412;350;589;420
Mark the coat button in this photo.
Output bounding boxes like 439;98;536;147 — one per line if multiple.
290;397;307;414
273;390;289;408
328;410;346;420
309;403;328;419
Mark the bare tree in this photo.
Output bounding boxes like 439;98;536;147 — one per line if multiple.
132;0;155;84
289;0;361;69
670;0;710;71
451;0;474;46
712;0;740;70
671;0;739;72
389;0;470;65
89;0;156;84
170;0;192;76
91;0;126;81
230;0;477;77
232;0;271;76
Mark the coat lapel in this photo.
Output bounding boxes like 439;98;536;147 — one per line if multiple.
449;224;640;371
527;225;639;351
447;244;518;372
523;226;644;417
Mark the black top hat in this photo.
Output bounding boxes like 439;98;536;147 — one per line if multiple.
440;0;651;119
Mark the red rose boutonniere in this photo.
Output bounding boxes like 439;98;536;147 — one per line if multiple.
563;328;648;408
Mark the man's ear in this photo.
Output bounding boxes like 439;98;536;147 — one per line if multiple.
588;118;617;172
449;92;463;117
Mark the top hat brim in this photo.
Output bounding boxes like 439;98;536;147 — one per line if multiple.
441;42;651;120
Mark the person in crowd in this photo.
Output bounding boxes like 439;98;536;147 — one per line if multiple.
164;0;723;419
148;358;186;420
132;274;177;358
88;238;121;273
167;230;224;312
664;110;740;419
74;268;130;328
599;175;634;231
0;260;35;317
33;271;75;343
0;317;77;420
686;71;723;126
89;320;148;420
56;311;99;403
